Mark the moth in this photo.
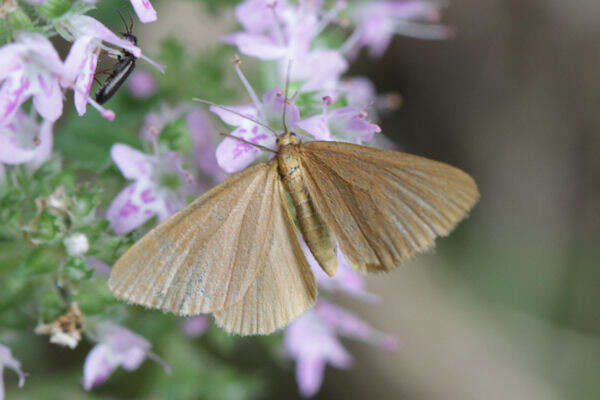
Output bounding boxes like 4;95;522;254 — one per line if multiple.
108;101;479;336
95;11;138;105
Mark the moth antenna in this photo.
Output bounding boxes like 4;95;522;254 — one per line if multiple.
218;132;277;154
193;98;279;138
116;9;128;33
128;11;134;34
282;58;293;134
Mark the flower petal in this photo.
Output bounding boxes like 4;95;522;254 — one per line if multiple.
106;183;155;234
209;104;257;127
0;344;26;389
0;43;23;82
296;355;326;398
32;74;63;122
182;316;210;338
82;344;118;390
29;120;53;169
0;130;35;164
0;74;31;125
215;126;274;173
130;0;157;23
296;114;331;141
328;107;381;143
68;15;141;58
261;87;300;131
110;143;153;180
222;32;287;60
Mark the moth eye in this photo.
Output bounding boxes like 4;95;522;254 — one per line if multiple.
290;132;297;137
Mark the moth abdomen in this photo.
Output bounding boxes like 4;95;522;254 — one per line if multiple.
277;144;338;276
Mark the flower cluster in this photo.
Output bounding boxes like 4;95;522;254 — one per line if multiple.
201;0;449;396
0;0;451;398
0;0;162;177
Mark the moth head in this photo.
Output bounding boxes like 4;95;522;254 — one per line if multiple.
276;131;299;147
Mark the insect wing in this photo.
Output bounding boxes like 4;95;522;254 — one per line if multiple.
95;58;136;105
214;179;317;335
109;161;284;315
299;141;480;273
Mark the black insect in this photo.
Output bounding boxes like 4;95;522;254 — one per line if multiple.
95;11;138;105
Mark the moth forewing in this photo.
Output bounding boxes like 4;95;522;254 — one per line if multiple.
213;179;317;335
298;141;480;273
108;162;278;315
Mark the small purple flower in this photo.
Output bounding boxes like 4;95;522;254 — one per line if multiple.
130;0;157;23
339;77;377;109
212;87;299;173
82;323;169;391
350;1;453;58
224;1;347;94
299;237;379;303
296;106;380;144
181;316;210;338
0;109;53;169
0;344;26;399
106;143;193;234
284;300;398;397
128;70;156;98
187;108;228;184
0;32;65;124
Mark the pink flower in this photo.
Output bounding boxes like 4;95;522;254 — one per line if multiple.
0;109;53;169
350;1;453;58
0;344;26;399
82;323;169;391
0;32;65;124
59;15;164;119
106;143;193;234
128;70;156;98
339;77;377;109
181;316;210;338
284;300;398;397
187;108;228;184
224;1;347;94
299;237;380;303
130;0;157;23
212;87;299;173
296;106;380;144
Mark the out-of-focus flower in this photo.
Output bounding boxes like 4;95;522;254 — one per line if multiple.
181;316;210;338
296;105;380;144
349;1;453;58
224;1;347;94
299;238;379;302
339;76;377;109
64;233;89;256
83;322;170;391
106;142;193;234
35;303;85;349
284;300;398;397
284;305;351;398
128;70;156;98
186;108;228;184
0;344;26;399
0;109;53;169
130;0;157;23
86;256;111;277
0;32;65;124
212;86;299;173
